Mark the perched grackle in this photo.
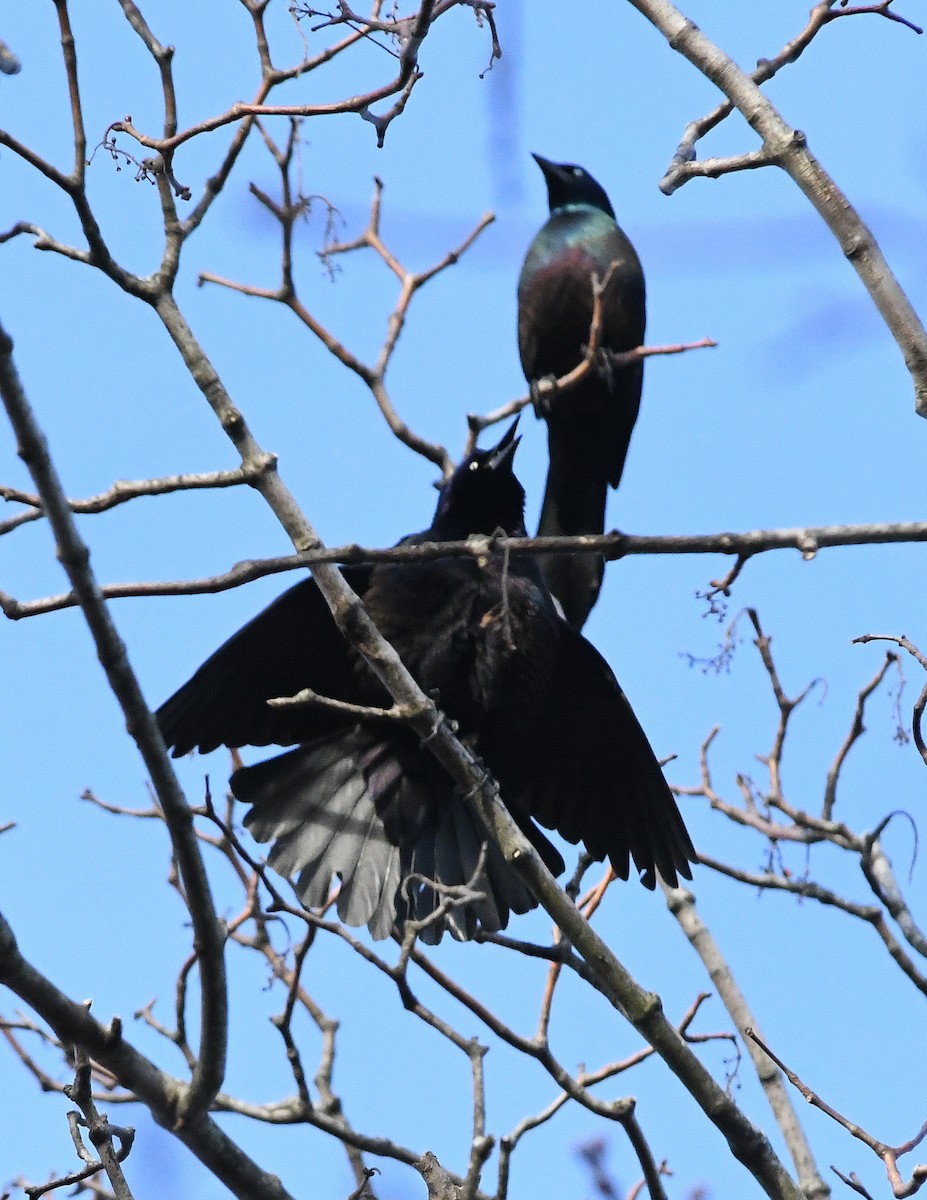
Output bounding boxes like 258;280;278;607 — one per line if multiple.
157;423;694;942
519;154;646;631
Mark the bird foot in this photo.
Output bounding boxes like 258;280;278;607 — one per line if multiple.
530;374;560;418
594;347;637;393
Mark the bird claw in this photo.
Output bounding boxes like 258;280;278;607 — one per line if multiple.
530;374;559;418
594;346;638;394
594;347;620;393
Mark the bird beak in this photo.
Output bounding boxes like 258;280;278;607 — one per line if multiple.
487;417;521;471
531;152;565;186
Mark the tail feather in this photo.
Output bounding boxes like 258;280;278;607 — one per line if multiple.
450;800;502;935
537;421;609;632
432;800;499;943
339;811;402;935
399;794;536;945
242;751;366;890
236;742;400;933
234;731;540;942
284;778;373;909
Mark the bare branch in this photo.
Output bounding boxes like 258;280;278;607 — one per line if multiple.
854;634;927;767
465;254;716;453
0;220;92;263
106;0;465;158
5;520;927;618
200;171;494;477
0;319;228;1127
26;1047;138;1200
659;1;921;189
747;1030;927;1198
859;834;927;963
664;885;831;1200
0;909;296;1199
824;652;900;819
631;0;927;414
699;854;927;997
0;463;269;537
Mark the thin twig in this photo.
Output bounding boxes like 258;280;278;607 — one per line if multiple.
747;1029;927;1198
853;634;927;767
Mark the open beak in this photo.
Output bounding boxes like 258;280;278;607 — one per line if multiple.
487;417;521;471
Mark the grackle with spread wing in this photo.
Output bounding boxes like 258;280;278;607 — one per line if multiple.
519;153;646;631
157;422;693;942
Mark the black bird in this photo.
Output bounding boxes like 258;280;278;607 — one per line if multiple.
518;153;646;631
157;423;693;942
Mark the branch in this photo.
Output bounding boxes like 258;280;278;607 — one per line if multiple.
195;795;494;1198
200;170;493;477
684;614;927;994
631;0;927;414
0;220;92;263
21;1047;137;1200
5;519;927;618
203;769;775;1198
437;787;803;1196
500;996;725;1200
658;1;921;188
0;911;294;1200
854;634;927;767
746;1029;927;1198
410;943;639;1122
823;652;900;819
0;319;227;1127
0;464;268;537
664;884;832;1200
106;0;464;157
859;834;927;963
466;278;715;452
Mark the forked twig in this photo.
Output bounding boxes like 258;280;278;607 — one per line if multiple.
746;1029;927;1198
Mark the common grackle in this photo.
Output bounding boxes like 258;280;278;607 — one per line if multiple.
157;423;694;942
519;154;646;631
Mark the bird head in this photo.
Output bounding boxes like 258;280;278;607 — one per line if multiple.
433;419;526;539
531;153;616;220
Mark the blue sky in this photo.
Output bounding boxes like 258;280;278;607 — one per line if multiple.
2;3;926;1198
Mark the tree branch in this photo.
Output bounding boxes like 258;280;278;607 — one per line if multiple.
0;319;228;1128
0;911;292;1200
631;0;927;414
664;884;832;1200
4;520;927;617
746;1029;927;1199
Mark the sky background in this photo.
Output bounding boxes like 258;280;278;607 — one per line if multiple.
1;3;926;1198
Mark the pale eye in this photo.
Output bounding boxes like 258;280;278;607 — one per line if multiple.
469;460;480;471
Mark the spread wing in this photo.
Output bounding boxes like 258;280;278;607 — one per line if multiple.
157;568;376;755
518;625;695;888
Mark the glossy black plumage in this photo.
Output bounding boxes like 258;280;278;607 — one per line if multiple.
157;423;694;942
519;153;646;631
